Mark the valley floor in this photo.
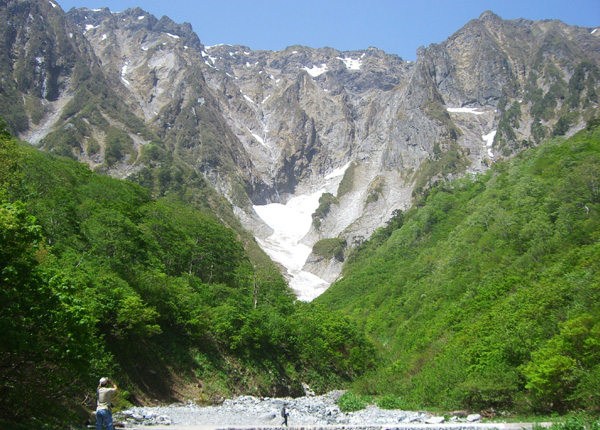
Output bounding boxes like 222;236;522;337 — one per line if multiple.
130;424;551;430
112;393;552;430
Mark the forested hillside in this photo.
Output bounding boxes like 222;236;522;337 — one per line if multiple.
316;121;600;414
0;124;375;429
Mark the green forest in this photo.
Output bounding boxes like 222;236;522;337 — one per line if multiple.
317;121;600;414
2;117;600;428
0;122;375;429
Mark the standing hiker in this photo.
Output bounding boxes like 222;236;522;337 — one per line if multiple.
96;377;118;430
281;404;289;427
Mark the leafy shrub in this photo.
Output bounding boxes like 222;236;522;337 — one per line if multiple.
562;417;586;430
376;394;408;410
551;415;600;430
338;392;366;412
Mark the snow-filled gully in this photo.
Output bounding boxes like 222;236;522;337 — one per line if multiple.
253;163;351;301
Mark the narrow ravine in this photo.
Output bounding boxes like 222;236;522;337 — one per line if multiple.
252;163;352;301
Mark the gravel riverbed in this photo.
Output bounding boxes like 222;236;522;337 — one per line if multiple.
115;392;507;429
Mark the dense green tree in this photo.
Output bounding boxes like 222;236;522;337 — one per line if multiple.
0;200;99;427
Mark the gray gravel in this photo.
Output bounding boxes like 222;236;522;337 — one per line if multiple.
115;392;511;429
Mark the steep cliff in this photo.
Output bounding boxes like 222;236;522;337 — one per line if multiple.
2;1;598;298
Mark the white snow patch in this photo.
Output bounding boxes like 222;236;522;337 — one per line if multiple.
138;15;145;20
254;190;328;301
243;94;254;104
121;62;131;86
325;161;352;180
292;50;298;54
482;130;496;158
247;127;265;146
253;162;353;301
592;28;598;34
262;95;271;104
337;56;362;70
302;64;328;77
91;8;102;11
85;24;98;32
69;32;73;38
101;34;107;41
202;51;218;65
49;1;57;8
244;51;251;55
166;33;180;39
447;107;484;115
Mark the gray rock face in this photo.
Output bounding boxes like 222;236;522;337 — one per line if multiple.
195;14;599;291
4;2;599;298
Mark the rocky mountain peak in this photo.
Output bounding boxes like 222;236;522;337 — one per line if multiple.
3;1;599;299
68;6;203;52
478;10;502;22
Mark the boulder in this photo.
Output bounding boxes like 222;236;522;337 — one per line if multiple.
425;416;446;424
467;414;482;422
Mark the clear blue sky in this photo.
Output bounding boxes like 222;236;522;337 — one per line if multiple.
57;0;599;61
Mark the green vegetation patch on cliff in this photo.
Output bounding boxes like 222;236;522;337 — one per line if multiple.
312;192;339;228
312;238;347;261
366;176;385;205
337;161;357;198
411;142;470;202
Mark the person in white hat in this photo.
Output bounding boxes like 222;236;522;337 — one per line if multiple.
96;377;118;430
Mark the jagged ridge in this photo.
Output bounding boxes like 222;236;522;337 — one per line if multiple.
1;0;599;298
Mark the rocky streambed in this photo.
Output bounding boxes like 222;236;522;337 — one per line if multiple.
115;392;490;428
